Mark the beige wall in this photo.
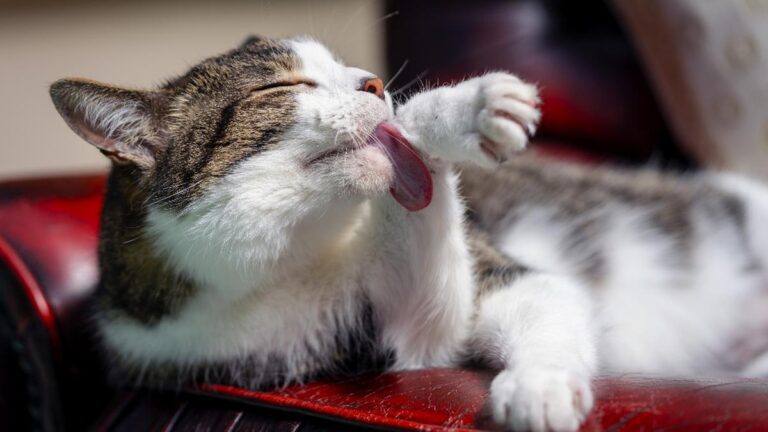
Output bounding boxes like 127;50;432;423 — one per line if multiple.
0;0;384;180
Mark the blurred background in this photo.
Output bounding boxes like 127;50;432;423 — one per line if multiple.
3;0;768;180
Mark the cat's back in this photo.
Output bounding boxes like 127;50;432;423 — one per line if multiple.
459;153;724;230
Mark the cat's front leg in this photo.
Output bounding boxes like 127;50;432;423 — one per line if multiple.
471;274;597;432
393;72;540;167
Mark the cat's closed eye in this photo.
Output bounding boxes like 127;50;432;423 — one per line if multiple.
249;78;317;94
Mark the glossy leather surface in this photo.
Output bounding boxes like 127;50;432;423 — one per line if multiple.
200;371;768;431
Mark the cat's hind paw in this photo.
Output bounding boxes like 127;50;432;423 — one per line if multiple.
490;367;593;432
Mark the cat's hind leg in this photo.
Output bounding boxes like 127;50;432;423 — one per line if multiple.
710;173;768;375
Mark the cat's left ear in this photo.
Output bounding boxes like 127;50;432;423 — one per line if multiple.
49;78;166;169
240;34;265;48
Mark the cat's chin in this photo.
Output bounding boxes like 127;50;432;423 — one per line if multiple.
335;145;394;196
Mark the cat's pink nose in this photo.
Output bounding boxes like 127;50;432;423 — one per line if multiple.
360;77;384;99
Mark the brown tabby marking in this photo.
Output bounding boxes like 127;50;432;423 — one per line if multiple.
98;167;196;324
151;39;301;212
52;38;307;324
468;224;530;301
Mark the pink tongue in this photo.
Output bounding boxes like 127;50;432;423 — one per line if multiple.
371;122;433;211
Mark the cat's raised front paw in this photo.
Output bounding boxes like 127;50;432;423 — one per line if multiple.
490;367;593;432
473;72;540;166
393;72;540;168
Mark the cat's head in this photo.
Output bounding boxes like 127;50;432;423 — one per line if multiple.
49;37;407;290
51;36;395;208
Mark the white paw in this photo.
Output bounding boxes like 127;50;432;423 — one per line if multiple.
467;72;540;167
490;368;593;432
393;72;539;166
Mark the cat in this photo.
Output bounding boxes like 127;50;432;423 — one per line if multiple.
49;36;768;431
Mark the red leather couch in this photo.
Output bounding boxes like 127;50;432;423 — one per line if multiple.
3;2;768;431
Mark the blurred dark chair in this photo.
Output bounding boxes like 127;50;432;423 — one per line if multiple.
2;1;768;431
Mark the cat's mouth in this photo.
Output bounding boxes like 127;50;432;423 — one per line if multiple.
305;123;433;212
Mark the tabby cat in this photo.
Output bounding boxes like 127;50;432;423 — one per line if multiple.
50;36;768;431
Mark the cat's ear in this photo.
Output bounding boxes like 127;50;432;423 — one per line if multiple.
240;34;265;49
49;78;166;169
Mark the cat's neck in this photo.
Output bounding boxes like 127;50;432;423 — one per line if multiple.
272;198;373;279
147;188;374;297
